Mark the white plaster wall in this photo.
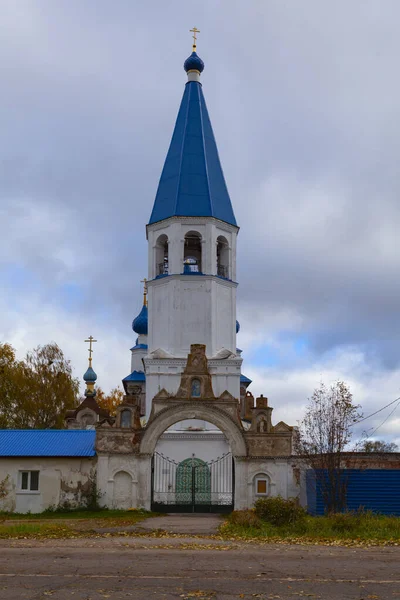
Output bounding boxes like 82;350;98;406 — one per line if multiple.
130;348;146;373
155;433;230;463
147;276;237;358
0;457;96;514
243;459;301;508
96;454;139;509
97;454;151;511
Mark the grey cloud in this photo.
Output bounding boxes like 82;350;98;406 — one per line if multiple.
1;1;400;416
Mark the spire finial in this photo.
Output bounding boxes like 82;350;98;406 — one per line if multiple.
190;27;200;52
140;278;148;307
84;335;97;367
83;335;98;396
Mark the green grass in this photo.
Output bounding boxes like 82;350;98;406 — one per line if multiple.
0;522;78;539
0;509;160;538
0;508;152;520
220;510;400;546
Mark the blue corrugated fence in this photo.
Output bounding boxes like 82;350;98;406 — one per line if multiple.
307;469;400;515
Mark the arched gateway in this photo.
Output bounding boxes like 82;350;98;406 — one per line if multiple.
140;346;247;513
95;345;296;512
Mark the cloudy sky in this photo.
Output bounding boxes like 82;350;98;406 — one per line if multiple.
1;0;400;445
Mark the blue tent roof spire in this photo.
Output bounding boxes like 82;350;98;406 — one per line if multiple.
148;46;237;227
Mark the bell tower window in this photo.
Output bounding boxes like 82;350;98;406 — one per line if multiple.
183;231;202;273
217;236;229;279
155;234;169;276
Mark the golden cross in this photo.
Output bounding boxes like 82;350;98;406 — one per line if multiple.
84;335;97;365
140;278;148;306
190;27;200;50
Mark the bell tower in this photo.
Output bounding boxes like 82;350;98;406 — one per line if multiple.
142;42;242;418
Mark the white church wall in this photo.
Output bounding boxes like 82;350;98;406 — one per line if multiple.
0;457;96;514
148;276;237;358
96;454;139;509
245;459;301;508
155;432;230;464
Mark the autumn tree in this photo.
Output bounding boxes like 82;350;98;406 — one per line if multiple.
0;342;79;429
0;343;25;428
296;381;363;513
96;386;125;416
360;439;398;453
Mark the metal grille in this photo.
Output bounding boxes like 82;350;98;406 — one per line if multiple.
151;452;234;513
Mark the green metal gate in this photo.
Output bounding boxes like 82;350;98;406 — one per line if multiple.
151;452;234;513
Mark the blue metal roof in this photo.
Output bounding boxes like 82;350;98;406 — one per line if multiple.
240;374;252;384
149;80;237;226
0;430;96;457
122;370;146;382
132;304;148;335
130;343;148;351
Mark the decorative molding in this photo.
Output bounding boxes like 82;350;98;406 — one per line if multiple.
146;216;239;233
147;273;238;288
246;455;293;460
143;358;241;367
159;433;228;441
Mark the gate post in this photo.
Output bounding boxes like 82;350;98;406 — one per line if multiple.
233;457;248;510
137;454;152;510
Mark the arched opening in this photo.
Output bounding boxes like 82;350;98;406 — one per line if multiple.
113;471;132;509
155;234;168;276
141;404;247;457
216;236;229;279
183;231;202;273
150;416;235;512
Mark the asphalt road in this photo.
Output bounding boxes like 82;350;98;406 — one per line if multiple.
0;537;399;600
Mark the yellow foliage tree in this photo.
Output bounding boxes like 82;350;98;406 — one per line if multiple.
0;342;79;429
96;386;125;416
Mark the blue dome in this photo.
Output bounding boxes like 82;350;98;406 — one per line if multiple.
83;366;97;383
236;320;240;334
184;51;204;73
132;304;148;335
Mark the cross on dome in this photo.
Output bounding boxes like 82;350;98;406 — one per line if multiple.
190;26;200;51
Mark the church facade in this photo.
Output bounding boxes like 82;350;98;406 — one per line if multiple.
0;42;300;514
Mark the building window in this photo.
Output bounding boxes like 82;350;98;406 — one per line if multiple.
120;409;132;428
20;471;39;492
255;476;268;496
191;379;201;397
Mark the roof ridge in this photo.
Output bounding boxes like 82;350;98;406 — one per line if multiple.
173;81;192;216
197;82;213;218
0;429;95;433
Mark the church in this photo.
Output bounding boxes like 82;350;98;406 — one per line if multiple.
0;36;300;514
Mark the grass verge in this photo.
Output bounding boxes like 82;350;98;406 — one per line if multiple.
0;508;151;520
0;509;159;538
220;510;400;546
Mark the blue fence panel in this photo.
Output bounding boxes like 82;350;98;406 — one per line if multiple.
306;469;400;515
